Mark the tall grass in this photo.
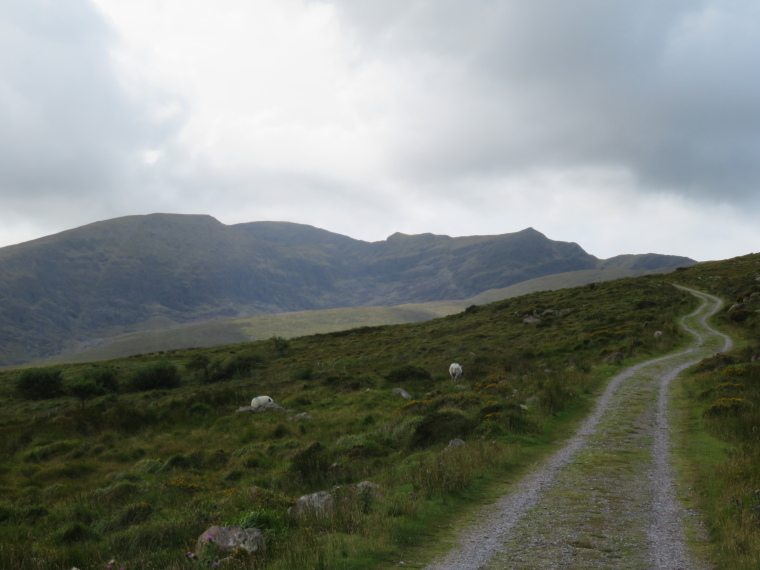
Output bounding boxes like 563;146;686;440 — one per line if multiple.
0;258;757;568
672;253;760;569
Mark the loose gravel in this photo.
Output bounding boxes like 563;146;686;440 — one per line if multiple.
425;287;731;570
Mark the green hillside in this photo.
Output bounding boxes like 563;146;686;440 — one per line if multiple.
0;214;694;365
1;254;756;569
41;267;677;365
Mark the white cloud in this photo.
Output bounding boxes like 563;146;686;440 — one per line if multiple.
1;0;759;262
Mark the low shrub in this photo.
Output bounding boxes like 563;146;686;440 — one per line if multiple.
83;365;119;393
385;365;432;385
58;522;100;544
15;368;64;400
68;379;108;408
703;398;752;418
410;409;476;448
128;360;180;391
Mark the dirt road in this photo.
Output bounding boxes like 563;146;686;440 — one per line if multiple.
426;287;731;569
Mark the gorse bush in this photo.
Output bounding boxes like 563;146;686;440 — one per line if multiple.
128;359;180;391
195;351;266;383
410;409;477;448
83;365;119;392
385;364;432;385
68;378;108;408
221;351;265;379
15;367;64;400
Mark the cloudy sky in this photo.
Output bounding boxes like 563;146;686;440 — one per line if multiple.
1;0;759;261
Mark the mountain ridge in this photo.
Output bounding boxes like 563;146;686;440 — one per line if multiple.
0;213;695;365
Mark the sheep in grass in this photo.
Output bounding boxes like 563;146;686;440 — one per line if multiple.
251;395;275;409
449;363;463;380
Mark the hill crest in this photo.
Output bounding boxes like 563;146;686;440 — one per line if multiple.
0;214;695;365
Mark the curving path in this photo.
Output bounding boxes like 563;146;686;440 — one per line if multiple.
425;287;731;569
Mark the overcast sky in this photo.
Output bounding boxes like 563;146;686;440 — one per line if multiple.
1;0;759;261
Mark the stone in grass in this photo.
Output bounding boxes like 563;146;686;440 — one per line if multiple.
443;438;466;453
354;480;382;499
392;387;412;399
195;525;265;557
603;352;624;364
235;402;285;413
288;491;335;518
287;412;314;422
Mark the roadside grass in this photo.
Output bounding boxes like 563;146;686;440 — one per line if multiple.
670;253;760;569
0;257;756;569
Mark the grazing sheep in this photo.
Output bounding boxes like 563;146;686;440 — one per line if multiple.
250;395;274;409
449;363;463;380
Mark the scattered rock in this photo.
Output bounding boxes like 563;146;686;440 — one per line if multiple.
392;388;411;399
604;352;624;364
288;491;334;518
235;402;285;413
287;412;314;422
523;316;540;324
195;525;265;557
654;330;663;338
443;438;466;452
354;480;381;499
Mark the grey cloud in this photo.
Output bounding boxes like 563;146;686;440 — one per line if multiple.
331;0;760;203
0;0;182;217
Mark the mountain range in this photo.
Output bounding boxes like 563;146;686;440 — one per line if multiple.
0;214;695;366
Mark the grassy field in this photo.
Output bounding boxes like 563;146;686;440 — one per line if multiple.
39;267;664;366
0;255;757;569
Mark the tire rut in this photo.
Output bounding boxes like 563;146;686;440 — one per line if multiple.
425;287;730;570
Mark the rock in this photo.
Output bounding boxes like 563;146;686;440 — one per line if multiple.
354;480;381;497
392;388;411;399
443;438;465;452
653;330;663;338
287;412;314;422
235;402;285;413
604;352;624;364
523;316;540;324
195;525;265;557
288;491;334;518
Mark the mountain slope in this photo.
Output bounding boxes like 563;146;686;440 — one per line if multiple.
0;214;695;365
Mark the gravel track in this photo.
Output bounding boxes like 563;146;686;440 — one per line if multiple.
425;287;730;570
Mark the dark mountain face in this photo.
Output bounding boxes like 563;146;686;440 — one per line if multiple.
0;214;695;365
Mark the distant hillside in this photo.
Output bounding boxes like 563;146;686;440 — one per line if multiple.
0;214;695;365
43;267;686;366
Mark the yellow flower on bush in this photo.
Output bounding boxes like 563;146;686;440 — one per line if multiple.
165;477;205;492
703;397;752;418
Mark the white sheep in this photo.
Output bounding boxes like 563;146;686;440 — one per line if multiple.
251;395;274;409
449;363;463;380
